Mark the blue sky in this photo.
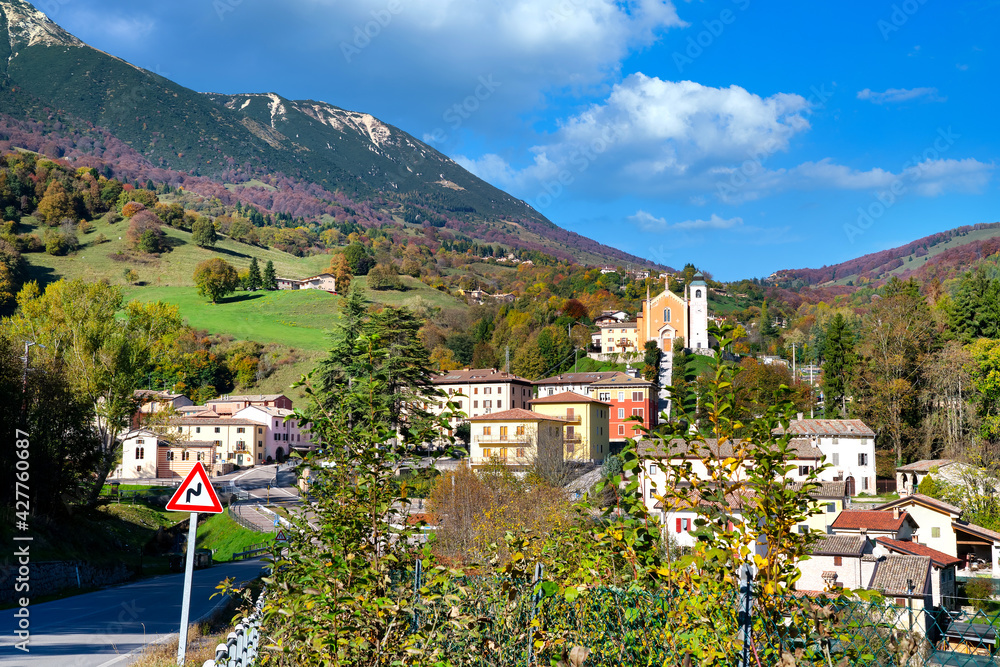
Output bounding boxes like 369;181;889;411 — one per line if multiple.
46;0;999;280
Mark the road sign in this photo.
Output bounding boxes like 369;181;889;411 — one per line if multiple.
275;529;288;543
166;462;223;513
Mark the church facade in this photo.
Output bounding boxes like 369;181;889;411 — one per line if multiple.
636;274;711;354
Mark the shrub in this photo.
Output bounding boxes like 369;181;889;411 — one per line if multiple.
126;210;166;253
121;201;146;218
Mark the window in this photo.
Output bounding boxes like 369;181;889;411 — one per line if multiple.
228;452;235;460
695;289;702;298
632;408;644;419
456;401;462;409
197;452;204;462
474;401;479;408
182;451;190;461
618;391;624;401
500;426;508;441
258;440;263;448
599;427;603;435
483;448;492;458
826;503;836;513
618;408;625;419
474;387;479;394
258;427;263;434
834;556;843;566
136;438;145;444
516;425;525;436
566;426;575;438
675;518;691;533
516;448;525;458
863;477;869;490
484;400;492;409
632;391;642;402
832;453;840;466
618;424;625;435
932;527;941;538
258;453;263;461
599;392;611;401
497;401;502;409
567;407;575;418
214;427;221;433
483;426;491;435
237;427;245;433
195;427;201;434
799;466;814;476
167;451;174;461
214;440;221;446
485;387;492;395
135;447;144;459
858;453;868;466
832;436;839;444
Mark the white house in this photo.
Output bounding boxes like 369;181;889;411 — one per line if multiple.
797;534;875;593
876;537;961;608
781;419;877;495
233;405;313;462
277;273;336;292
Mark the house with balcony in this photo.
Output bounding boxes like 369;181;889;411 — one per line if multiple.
589;373;658;441
467;408;567;471
172;417;262;467
589;320;640;361
527;392;611;463
430;369;534;430
233;405;312;462
117;429;232;480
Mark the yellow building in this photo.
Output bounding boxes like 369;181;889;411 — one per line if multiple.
468;408;567;470
527;391;611;463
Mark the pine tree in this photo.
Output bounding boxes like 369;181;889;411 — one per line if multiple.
247;257;262;291
262;260;278;290
821;313;854;418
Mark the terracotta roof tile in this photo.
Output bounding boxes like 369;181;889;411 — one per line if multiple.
432;369;531;385
468;408;568;422
810;535;868;557
876;538;962;569
533;372;619;386
782;419;875;437
831;509;916;532
874;494;962;516
640;438;824;461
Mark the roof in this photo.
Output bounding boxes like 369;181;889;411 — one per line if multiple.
175;418;260;426
134;390;186;400
588;372;656;388
876;538;962;569
206;394;288;403
654;485;756;511
640;437;824;461
597;320;636;328
236;405;295;417
159;440;216;448
782;419;875;437
896;459;958;473
528;391;610;406
432;369;531;385
874;494;962;517
953;521;1000;543
789;480;848;499
870;555;931;597
533;372;620;386
468;408;568;423
810;534;868;557
831;510;917;532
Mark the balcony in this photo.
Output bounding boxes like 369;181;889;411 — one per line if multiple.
477;435;530;445
559;414;582;424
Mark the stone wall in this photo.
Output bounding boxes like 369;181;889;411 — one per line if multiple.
0;560;133;603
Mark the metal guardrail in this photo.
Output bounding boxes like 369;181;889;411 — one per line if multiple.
203;589;266;667
232;546;271;561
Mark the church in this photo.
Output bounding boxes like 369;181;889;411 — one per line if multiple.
636;273;711;355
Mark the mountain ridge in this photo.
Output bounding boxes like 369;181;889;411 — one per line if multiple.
0;0;661;269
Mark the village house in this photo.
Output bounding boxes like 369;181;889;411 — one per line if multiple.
797;534;875;593
233;405;312;462
527;392;611;463
780;419;877;495
171;417;263;468
467;408;567;471
895;459;966;497
876;537;961;608
430;369;534;430
533;371;620;398
793;481;850;535
204;393;293;416
589;373;659;441
276;273;337;292
118;429;232;479
590;319;640;360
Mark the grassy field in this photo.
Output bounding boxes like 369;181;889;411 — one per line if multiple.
196;511;271;562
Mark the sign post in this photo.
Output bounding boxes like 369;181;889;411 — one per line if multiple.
165;462;223;666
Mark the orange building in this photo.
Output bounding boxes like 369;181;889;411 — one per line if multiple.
636;274;709;353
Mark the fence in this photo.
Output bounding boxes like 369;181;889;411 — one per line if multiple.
202;589;266;667
196;557;1000;667
233;542;272;562
228;502;275;533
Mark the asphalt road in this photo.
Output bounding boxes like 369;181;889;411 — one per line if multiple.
0;558;265;667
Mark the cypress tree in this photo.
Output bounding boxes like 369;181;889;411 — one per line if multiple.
262;260;278;290
247;257;262;291
821;313;854;418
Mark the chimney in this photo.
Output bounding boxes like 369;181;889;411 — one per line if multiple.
893;507;900;520
797;412;803;421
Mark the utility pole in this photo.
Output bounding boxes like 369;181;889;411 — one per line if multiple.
505;346;510;374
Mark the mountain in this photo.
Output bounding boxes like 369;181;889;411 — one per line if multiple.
771;222;1000;288
0;0;661;268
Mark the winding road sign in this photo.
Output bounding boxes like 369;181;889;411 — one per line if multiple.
165;462;223;513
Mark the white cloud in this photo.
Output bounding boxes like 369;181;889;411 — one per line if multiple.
631;211;744;232
62;8;156;44
857;87;944;104
459;75;812;202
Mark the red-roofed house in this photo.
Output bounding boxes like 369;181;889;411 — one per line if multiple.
876;537;960;608
468;408;568;470
831;509;918;540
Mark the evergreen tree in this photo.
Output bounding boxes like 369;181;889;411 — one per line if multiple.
262;260;278;290
821;313;854;418
948;266;1000;342
759;300;776;338
247;257;262;291
311;283;442;443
